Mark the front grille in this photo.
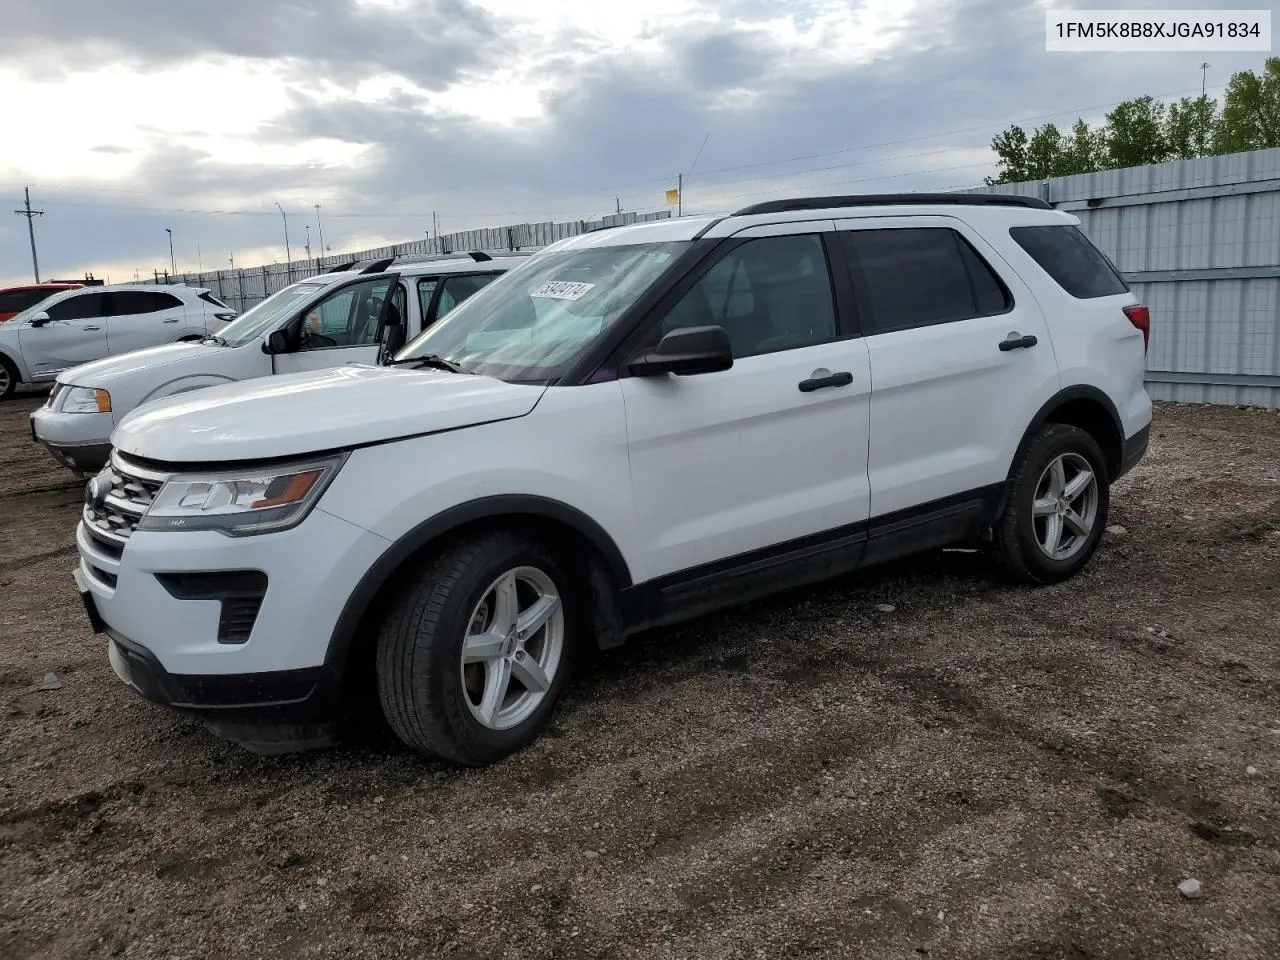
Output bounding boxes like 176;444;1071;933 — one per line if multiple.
82;453;170;547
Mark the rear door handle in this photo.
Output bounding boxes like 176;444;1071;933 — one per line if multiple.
798;370;854;393
83;326;102;331
163;317;180;324
999;332;1038;352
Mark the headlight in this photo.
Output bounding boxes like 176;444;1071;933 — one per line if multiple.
63;386;111;413
137;454;347;536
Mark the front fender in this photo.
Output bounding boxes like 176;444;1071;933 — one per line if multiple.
137;373;240;408
0;345;30;382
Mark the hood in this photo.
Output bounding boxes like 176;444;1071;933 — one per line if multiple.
56;341;221;386
112;364;547;463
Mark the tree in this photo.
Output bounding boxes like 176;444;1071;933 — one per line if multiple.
1059;119;1103;175
1165;96;1219;158
987;125;1030;184
1025;123;1066;180
1103;96;1169;168
1216;56;1280;152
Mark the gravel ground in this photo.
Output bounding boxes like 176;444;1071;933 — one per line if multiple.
1;384;1278;960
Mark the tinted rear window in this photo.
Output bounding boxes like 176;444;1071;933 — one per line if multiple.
199;291;231;309
1009;225;1128;299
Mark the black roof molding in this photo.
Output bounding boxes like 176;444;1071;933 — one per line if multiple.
325;260;359;273
731;193;1052;216
361;257;396;273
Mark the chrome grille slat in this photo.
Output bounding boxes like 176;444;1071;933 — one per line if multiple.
82;454;171;547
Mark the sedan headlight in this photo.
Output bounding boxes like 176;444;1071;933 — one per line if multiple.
137;454;347;536
63;386;112;413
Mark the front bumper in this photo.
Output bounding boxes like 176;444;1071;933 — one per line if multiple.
30;406;114;473
75;506;393;752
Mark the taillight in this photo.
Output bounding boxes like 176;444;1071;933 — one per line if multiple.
1123;304;1149;351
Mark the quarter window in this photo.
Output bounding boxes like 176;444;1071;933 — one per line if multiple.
839;228;1011;334
1009;225;1129;299
662;234;838;358
437;274;498;319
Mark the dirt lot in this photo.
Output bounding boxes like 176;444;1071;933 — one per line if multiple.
1;384;1277;960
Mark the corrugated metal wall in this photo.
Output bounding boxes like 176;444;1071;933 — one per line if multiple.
160;209;672;313
967;148;1280;409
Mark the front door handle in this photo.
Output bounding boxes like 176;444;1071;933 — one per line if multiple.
163;317;180;324
798;370;854;393
999;332;1038;352
83;326;102;331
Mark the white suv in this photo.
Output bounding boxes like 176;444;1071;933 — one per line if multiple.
30;253;525;473
72;194;1151;766
0;284;234;402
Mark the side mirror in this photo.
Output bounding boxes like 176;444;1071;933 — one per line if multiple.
28;312;51;328
263;330;292;354
628;325;733;377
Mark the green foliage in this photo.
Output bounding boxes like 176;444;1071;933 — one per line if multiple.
985;57;1279;185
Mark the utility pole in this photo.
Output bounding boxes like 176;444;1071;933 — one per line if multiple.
274;202;292;283
1200;62;1210;98
314;204;325;262
615;197;622;215
304;225;312;259
13;186;43;282
165;228;176;275
677;173;682;217
197;243;202;275
432;211;439;253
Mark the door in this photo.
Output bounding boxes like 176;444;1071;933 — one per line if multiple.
273;275;403;375
620;223;872;582
833;216;1060;519
19;291;110;378
104;290;189;355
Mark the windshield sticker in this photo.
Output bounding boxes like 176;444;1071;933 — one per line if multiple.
531;280;595;301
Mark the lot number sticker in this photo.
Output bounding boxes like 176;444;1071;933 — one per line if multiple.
531;281;595;300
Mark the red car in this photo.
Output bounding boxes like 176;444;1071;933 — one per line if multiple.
0;283;83;322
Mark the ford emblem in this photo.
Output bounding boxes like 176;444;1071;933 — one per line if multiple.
85;477;107;510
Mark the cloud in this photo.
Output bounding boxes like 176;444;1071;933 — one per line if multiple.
1;0;1274;286
0;0;503;91
90;145;133;154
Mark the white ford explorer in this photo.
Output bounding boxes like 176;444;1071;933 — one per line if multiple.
73;193;1152;766
31;252;524;474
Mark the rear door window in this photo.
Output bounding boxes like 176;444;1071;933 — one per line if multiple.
436;274;499;318
106;291;184;315
837;228;1011;334
1009;225;1128;299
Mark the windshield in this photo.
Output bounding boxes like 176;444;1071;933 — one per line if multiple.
218;282;327;346
395;242;688;382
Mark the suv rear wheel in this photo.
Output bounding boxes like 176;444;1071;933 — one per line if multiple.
375;531;576;765
990;423;1110;584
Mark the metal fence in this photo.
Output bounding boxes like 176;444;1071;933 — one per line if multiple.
158;209;672;314
967;148;1280;410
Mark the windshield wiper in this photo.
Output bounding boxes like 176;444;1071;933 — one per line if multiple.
200;335;228;346
385;353;471;375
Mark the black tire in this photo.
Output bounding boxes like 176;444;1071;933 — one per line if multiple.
0;356;18;401
375;531;579;766
990;423;1110;585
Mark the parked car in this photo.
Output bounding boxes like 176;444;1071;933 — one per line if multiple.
74;194;1151;766
30;252;524;473
0;282;83;322
0;284;235;402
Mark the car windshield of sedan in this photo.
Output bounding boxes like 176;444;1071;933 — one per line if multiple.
395;242;687;382
218;282;327;346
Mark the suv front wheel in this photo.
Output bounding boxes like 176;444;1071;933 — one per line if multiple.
991;423;1110;584
376;531;577;765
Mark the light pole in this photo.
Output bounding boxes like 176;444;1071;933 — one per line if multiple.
165;227;176;275
274;202;292;281
314;204;326;262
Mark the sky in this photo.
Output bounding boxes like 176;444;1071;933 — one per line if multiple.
0;0;1272;285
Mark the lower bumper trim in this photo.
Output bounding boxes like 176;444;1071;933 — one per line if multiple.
39;438;113;473
1118;423;1151;479
106;630;343;753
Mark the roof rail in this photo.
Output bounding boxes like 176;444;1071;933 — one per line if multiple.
326;260;358;273
468;251;493;262
361;257;396;274
731;193;1052;216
